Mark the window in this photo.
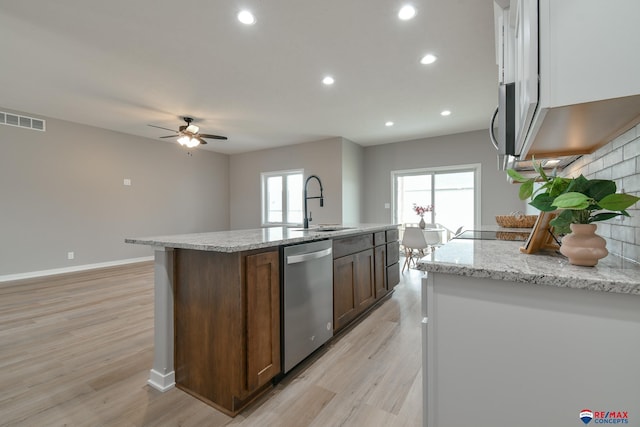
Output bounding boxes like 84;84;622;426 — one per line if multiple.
392;164;481;232
261;170;303;226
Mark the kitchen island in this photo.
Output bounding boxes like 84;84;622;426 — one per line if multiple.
126;223;399;416
417;239;640;427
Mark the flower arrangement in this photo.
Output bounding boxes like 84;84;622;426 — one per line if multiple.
413;204;433;217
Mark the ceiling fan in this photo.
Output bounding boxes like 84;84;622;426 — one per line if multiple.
149;117;228;148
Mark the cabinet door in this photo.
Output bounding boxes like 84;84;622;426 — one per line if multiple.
355;249;375;311
513;0;538;154
245;250;280;392
374;245;387;299
333;254;358;331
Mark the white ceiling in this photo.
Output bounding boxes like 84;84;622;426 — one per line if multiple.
0;0;498;155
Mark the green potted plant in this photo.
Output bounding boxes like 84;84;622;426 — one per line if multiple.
507;162;640;266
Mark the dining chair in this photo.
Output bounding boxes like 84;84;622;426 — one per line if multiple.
401;227;429;273
423;229;441;250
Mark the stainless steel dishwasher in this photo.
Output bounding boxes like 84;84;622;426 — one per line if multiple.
282;239;333;373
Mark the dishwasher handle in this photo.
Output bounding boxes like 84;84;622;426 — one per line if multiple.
286;247;332;264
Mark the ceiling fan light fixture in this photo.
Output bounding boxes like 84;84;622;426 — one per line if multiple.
185;124;199;133
177;135;191;146
186;138;200;148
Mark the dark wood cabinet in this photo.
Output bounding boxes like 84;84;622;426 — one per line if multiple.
245;250;280;392
333;233;385;332
374;244;387;298
333;248;375;331
375;228;400;297
386;240;400;289
174;248;280;416
385;228;400;289
354;249;375;310
333;253;359;330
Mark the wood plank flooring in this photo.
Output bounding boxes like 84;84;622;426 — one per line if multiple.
0;261;424;426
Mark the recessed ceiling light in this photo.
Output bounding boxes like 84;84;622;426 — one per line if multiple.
398;5;417;20
237;10;256;25
441;110;451;116
420;54;437;65
322;76;335;85
385;121;394;127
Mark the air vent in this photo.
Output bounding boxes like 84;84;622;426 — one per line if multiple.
0;111;46;132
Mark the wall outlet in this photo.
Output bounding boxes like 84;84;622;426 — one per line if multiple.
67;252;75;260
384;203;390;209
123;178;131;186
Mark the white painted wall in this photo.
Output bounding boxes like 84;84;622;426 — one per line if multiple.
0;108;229;276
229;137;347;229
361;129;525;225
2;110;528;278
341;138;364;224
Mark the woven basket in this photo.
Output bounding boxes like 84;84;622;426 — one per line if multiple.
495;214;537;228
496;231;531;241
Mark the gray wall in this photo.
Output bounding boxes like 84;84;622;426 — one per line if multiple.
341;139;364;224
229;137;346;229
0;109;229;276
562;123;640;262
2;111;526;278
362;129;525;224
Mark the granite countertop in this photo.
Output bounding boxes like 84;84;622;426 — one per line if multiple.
416;238;640;295
126;223;398;253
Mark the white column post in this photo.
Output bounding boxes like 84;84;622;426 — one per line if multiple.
147;247;176;391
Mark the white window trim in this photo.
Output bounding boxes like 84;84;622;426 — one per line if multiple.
390;163;482;227
261;169;304;227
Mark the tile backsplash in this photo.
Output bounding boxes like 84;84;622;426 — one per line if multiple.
563;124;640;263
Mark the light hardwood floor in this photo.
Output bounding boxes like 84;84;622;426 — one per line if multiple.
0;261;424;426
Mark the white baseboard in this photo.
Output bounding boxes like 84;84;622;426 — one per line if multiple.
147;369;175;392
0;256;154;283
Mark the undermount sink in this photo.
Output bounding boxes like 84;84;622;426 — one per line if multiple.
313;226;353;232
291;225;354;232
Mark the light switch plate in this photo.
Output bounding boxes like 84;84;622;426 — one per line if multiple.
124;178;131;186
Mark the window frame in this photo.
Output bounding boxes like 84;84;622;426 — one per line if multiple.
261;169;304;227
390;163;482;228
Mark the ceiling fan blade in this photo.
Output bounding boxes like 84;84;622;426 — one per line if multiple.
195;136;207;145
199;134;228;140
178;125;187;132
148;124;177;133
159;135;177;138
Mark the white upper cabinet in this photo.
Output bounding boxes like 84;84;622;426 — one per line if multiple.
495;0;640;159
513;0;538;155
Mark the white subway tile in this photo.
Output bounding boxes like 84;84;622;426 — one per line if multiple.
623;174;640;192
623;138;640;160
622;242;639;263
611;158;637;179
586;158;604;176
602;148;624;168
611;225;636;243
612;126;638;149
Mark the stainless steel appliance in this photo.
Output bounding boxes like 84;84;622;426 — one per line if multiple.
489;82;515;169
282;239;333;373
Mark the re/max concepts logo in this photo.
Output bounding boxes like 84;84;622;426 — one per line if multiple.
580;409;629;424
